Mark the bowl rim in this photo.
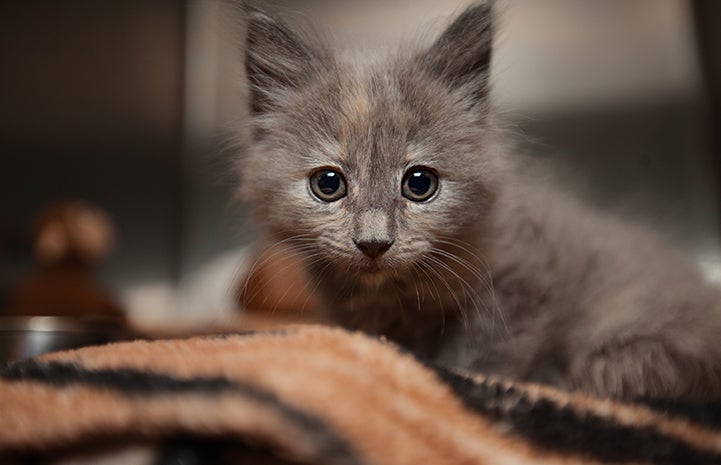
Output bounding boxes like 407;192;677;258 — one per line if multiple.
0;316;124;333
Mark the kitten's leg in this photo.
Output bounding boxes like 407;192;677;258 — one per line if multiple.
568;338;719;400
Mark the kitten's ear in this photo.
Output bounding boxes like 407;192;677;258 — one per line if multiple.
419;3;493;103
244;7;328;114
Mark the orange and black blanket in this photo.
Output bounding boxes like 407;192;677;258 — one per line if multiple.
1;325;721;465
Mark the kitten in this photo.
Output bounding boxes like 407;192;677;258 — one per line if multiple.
237;3;721;400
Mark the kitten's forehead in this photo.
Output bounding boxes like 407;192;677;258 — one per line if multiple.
317;63;432;171
326;63;481;171
276;56;491;187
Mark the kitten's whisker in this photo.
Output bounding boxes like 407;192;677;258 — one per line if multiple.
240;244;320;306
425;254;481;329
405;260;423;313
421;256;469;330
237;233;315;300
301;260;334;314
428;252;492;335
434;235;507;282
434;236;484;255
426;252;481;298
412;260;443;309
267;254;326;315
245;250;323;309
413;260;446;335
429;246;488;289
433;238;496;289
433;238;508;335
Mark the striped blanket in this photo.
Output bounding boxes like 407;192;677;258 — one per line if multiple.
1;325;720;464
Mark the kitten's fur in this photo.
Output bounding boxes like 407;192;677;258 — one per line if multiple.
238;3;721;400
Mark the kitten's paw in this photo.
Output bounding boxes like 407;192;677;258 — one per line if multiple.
568;339;710;399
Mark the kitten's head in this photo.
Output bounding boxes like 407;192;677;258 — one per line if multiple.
239;3;502;282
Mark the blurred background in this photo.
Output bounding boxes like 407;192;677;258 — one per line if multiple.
1;0;720;330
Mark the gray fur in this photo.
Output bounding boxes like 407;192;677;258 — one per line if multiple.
238;3;721;400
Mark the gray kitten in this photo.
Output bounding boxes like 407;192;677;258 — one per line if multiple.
237;3;721;400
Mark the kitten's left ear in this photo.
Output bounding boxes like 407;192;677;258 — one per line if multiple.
419;2;494;103
244;7;330;114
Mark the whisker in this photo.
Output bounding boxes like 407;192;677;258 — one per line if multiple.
237;233;315;301
268;253;327;315
428;248;492;317
300;260;335;314
432;238;508;335
425;254;479;327
420;256;469;330
244;249;323;308
405;260;423;313
411;260;446;335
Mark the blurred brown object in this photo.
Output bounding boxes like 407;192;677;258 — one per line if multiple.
6;201;126;322
237;242;326;330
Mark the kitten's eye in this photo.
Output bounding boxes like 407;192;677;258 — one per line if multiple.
309;169;347;202
402;168;438;202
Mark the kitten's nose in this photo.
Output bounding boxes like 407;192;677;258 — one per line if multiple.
354;239;393;259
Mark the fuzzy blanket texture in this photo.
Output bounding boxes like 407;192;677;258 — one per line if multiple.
1;325;721;465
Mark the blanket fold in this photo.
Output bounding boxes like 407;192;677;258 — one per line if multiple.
1;325;720;465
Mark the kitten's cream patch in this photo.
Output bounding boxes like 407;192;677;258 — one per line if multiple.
344;91;371;119
337;88;371;145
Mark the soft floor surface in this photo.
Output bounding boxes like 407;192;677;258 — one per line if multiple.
1;325;721;464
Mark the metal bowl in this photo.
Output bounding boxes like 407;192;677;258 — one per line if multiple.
0;316;134;362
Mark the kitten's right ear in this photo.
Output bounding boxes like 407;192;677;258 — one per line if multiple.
244;6;328;114
418;2;494;104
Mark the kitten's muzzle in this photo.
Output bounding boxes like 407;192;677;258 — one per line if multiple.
353;239;393;260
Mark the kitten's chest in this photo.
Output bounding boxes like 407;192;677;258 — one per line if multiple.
318;266;489;356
